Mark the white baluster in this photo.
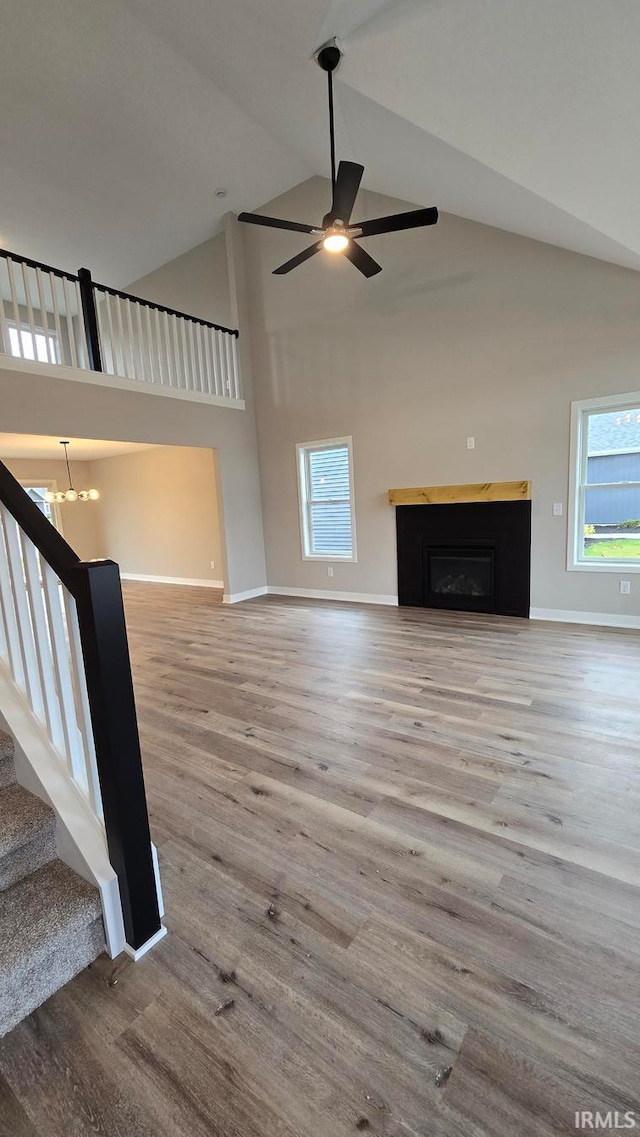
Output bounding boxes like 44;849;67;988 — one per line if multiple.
116;295;133;379
154;307;166;386
0;511;24;687
211;329;223;396
180;318;191;389
49;273;66;364
188;321;200;392
20;263;39;360
20;537;65;753
0;261;11;356
1;509;45;719
125;297;139;379
62;276;79;368
6;259;24;356
35;268;56;363
196;324;208;394
231;335;241;399
143;304;156;385
41;563;88;785
74;279;88;369
63;589;103;819
224;333;234;397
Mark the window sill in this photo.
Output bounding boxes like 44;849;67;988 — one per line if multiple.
568;561;640;573
301;554;358;563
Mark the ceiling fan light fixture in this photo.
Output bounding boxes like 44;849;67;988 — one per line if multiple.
323;230;349;253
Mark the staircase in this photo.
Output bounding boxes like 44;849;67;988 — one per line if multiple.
0;728;104;1037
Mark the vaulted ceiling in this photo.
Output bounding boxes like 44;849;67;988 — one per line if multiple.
2;0;639;286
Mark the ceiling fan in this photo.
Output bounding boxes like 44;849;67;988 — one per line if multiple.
238;43;439;278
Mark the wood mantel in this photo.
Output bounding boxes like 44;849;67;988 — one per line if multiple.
388;480;531;506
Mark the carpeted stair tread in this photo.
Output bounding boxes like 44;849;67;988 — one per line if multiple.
0;730;13;763
0;860;102;985
0;731;15;789
0;783;54;861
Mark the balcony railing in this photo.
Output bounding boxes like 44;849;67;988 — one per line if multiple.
0;247;242;404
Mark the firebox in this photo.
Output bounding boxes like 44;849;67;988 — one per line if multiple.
395;500;531;617
426;547;495;612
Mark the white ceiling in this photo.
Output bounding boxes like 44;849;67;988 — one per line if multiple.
2;0;640;287
0;435;157;461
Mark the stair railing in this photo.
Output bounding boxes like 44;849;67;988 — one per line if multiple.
0;459;162;953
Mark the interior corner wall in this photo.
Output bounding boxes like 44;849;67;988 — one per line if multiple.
243;175;640;621
3;457;105;561
127;231;233;332
89;446;223;584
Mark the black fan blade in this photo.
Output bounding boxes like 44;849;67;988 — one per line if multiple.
238;212;318;235
354;207;439;238
327;161;364;225
343;241;382;278
273;242;322;275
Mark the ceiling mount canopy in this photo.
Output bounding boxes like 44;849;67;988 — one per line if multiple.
238;42;439;278
45;441;100;505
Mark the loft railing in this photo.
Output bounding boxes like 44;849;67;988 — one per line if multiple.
0;459;163;954
0;247;242;402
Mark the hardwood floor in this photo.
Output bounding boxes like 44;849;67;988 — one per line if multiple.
1;583;640;1136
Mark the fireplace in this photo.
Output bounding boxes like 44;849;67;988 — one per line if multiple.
426;546;495;612
395;498;531;617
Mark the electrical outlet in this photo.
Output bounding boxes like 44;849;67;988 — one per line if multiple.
327;566;334;578
620;580;631;595
210;560;215;570
553;502;563;516
466;436;475;450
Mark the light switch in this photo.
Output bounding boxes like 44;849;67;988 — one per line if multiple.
327;566;334;578
466;437;475;450
620;580;631;595
553;502;563;516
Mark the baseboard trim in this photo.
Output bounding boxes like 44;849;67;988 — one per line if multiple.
530;607;640;630
121;573;224;588
223;585;269;604
267;586;399;607
124;924;168;961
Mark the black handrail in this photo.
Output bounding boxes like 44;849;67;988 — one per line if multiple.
0;245;239;342
92;280;239;337
0;459;161;951
0;246;79;282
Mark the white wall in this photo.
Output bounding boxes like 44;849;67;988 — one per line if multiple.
91;445;223;584
243;176;640;620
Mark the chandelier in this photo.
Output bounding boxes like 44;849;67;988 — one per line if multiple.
45;441;100;504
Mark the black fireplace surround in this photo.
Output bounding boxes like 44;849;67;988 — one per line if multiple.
396;500;531;617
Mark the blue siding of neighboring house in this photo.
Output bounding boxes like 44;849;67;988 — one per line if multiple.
585;453;640;524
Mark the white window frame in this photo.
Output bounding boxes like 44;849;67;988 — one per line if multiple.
568;391;640;573
20;480;64;535
296;436;357;562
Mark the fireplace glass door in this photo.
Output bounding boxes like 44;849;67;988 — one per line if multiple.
425;547;495;612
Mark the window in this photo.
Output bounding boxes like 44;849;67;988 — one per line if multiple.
8;324;59;364
569;393;640;571
21;483;62;532
297;437;357;560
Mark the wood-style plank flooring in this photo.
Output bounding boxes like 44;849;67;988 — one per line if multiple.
2;583;640;1136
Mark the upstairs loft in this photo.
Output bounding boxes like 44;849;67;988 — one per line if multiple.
0;246;243;408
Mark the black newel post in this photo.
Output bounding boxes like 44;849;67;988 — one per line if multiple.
78;267;103;372
74;560;161;950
